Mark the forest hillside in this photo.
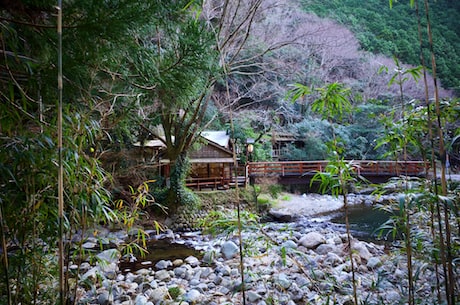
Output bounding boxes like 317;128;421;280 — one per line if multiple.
301;0;460;92
210;0;458;162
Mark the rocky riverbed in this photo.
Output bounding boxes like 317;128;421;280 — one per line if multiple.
73;193;443;305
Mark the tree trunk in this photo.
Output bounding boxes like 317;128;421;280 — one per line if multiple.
165;152;191;211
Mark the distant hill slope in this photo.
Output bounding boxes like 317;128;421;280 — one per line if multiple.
300;0;460;93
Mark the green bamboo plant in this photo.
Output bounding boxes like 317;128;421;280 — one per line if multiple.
290;82;360;305
377;56;423;305
388;0;457;303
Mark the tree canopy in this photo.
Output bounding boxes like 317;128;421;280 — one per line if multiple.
300;0;460;93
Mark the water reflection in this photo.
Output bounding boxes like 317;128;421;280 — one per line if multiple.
119;239;203;272
329;204;392;242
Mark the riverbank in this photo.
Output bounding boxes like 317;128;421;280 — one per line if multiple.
73;192;444;305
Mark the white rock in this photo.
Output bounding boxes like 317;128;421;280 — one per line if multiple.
247;291;263;302
298;232;326;249
155;269;171;281
366;257;382;269
148;286;169;303
184;289;202;303
155;259;172;270
352;241;372;261
134;295;148;305
185;255;200;267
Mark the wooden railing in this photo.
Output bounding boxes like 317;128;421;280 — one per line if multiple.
248;160;427;177
186;177;227;191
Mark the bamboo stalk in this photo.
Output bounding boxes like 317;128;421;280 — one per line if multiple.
57;2;65;304
0;204;12;305
413;0;442;300
423;1;454;303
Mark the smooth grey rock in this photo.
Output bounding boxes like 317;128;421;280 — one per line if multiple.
366;257;382;269
154;269;171;282
202;250;217;265
298;232;325;249
275;273;291;289
97;249;121;264
385;290;401;303
221;241;239;259
200;266;213;278
155;259;172;270
185;255;200;267
352;241;372;261
247;291;263;302
97;290;110;305
268;208;296;221
315;243;335;255
134;295;148;305
184;289;202;303
173;266;187;278
80;266;100;282
324;252;343;266
281;240;297;250
288;283;305;301
149;286;169;303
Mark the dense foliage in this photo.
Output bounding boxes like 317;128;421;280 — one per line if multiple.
0;1;213;303
300;0;460;93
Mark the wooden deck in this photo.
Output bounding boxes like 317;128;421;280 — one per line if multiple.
248;160;427;178
186;160;428;190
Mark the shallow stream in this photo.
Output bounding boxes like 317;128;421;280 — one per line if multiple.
120;201;392;272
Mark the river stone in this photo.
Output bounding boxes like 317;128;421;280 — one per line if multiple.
184;289;202;303
97;249;121;264
385;290;401;303
314;243;335;255
352;241;371;261
174;266;188;278
298;232;325;249
185;255;200;267
221;240;239;259
268;209;295;222
275;273;291;289
323;252;343;266
215;263;231;276
80;266;100;282
96;249;120;277
200;266;213;278
289;282;305;301
97;290;110;305
281;240;297;250
247;291;263;302
149;286;169;303
134;295;148;305
366;256;382;269
155;259;172;270
155;269;171;281
202;250;217;265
